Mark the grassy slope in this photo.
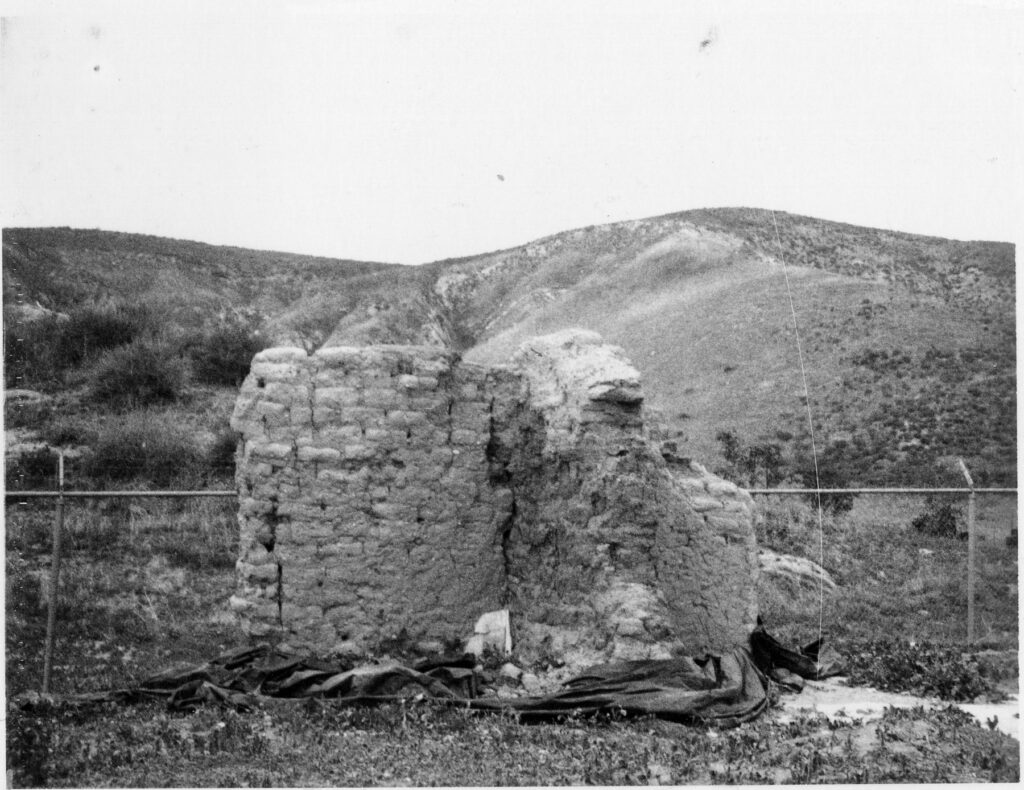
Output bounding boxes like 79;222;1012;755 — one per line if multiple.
460;211;1015;484
2;227;406;349
4;210;1016;484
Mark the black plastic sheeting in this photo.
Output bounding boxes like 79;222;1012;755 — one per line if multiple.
13;625;843;728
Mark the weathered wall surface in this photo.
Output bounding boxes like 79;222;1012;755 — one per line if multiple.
489;332;759;665
229;345;521;653
230;331;759;661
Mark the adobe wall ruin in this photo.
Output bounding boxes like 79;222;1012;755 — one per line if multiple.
230;330;759;664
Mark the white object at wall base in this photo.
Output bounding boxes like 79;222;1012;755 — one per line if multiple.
464;609;512;657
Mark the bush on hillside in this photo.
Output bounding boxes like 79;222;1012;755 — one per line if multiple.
61;300;153;367
5;447;60;490
189;319;269;386
911;497;963;537
79;414;203;488
3;314;66;389
40;417;95;448
797;466;855;515
3;395;53;430
207;427;240;478
3;300;154;389
714;429;785;487
88;338;191;407
756;497;825;558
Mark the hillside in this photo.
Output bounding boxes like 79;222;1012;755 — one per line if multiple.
3;209;1016;486
2;228;401;350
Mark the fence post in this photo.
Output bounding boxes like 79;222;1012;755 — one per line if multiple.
42;451;65;693
958;458;976;645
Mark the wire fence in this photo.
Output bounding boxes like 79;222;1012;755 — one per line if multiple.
4;462;1018;693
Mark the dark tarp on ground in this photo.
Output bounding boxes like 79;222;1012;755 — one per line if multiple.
471;650;770;727
12;627;843;728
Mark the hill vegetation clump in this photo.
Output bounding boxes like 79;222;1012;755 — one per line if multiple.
4;299;153;389
79;412;206;489
88;337;192;408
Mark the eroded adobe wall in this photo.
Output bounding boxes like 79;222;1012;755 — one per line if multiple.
230;332;759;660
489;332;759;665
229;345;521;653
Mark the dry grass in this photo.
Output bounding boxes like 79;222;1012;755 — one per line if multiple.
755;494;1018;651
5;498;241;697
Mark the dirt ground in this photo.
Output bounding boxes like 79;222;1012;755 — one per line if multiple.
779;675;1020;738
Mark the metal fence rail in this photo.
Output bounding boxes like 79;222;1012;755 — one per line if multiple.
7;487;1017;499
6;474;1016;689
748;487;1017;495
5;489;236;499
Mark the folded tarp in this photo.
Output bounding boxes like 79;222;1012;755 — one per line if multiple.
749;622;845;690
470;650;769;727
12;627;842;729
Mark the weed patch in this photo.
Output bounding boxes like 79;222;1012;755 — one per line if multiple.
186;313;270;386
6;697;1018;787
912;496;964;537
78;412;204;488
5;447;60;491
844;639;1007;702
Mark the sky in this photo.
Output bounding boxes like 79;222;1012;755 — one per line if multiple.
2;0;1022;264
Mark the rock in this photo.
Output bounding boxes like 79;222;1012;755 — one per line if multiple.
4;389;49;404
329;641;364;660
759;549;836;590
413;640;445;656
499;662;524;682
520;672;544;694
5;302;67;324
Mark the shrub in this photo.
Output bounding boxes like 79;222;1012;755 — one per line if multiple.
714;429;784;487
207;427;240;478
88;338;191;407
60;300;152;366
40;417;95;447
3;312;66;389
190;322;268;386
4;300;154;390
912;497;963;537
756;497;824;557
798;466;855;515
79;414;203;488
3;394;53;429
5;447;60;490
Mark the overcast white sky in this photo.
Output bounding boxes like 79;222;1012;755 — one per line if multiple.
2;0;1022;263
